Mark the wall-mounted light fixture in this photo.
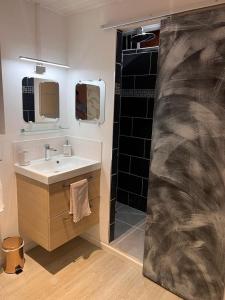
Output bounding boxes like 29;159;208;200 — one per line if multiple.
19;56;70;69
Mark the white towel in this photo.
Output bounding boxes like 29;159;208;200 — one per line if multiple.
0;179;4;213
69;179;91;223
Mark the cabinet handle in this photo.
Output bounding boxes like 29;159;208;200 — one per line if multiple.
63;216;71;221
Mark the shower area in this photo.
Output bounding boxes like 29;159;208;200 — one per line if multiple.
108;4;225;300
110;25;159;261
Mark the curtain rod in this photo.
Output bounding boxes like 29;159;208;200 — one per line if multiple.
101;14;163;30
101;1;224;30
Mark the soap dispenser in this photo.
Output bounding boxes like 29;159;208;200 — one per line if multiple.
63;139;72;157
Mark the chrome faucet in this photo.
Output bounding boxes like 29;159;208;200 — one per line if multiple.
44;144;57;161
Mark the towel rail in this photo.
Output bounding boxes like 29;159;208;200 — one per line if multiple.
62;175;94;188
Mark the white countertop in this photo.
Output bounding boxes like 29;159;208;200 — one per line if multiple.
14;155;101;184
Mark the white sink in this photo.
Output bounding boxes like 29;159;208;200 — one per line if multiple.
14;155;101;184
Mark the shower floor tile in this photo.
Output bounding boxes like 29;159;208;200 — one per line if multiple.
137;220;146;230
115;201;124;210
112;202;146;262
116;202;146;227
114;220;133;240
113;227;145;262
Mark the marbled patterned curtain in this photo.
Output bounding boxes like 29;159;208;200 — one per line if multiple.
143;6;225;300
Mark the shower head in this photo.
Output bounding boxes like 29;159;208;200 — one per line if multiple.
131;27;156;43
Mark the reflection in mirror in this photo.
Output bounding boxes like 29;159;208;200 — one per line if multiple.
22;77;59;123
76;84;100;120
75;80;105;124
22;77;35;122
39;81;59;119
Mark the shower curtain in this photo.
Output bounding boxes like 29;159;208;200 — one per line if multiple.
143;6;225;300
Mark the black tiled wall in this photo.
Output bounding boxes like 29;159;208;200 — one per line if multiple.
110;31;159;242
117;47;158;212
110;31;122;242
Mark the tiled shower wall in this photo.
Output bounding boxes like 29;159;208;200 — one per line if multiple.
117;48;158;212
110;31;158;241
110;31;122;241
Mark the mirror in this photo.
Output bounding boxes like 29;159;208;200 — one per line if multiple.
22;77;59;123
75;80;105;123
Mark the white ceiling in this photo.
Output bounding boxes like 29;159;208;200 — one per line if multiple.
30;0;121;15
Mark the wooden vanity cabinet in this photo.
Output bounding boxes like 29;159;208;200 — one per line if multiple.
16;170;100;251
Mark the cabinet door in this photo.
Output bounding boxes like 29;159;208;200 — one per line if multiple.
16;174;50;250
49;197;99;250
49;171;100;218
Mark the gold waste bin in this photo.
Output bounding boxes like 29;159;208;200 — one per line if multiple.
2;236;24;274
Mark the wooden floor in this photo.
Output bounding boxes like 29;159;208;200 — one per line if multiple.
0;237;181;300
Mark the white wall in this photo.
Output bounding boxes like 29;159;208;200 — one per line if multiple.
0;0;68;253
67;10;116;244
0;50;5;134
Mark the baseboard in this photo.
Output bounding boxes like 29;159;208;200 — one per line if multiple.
81;232;142;270
80;232;103;249
24;241;37;253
